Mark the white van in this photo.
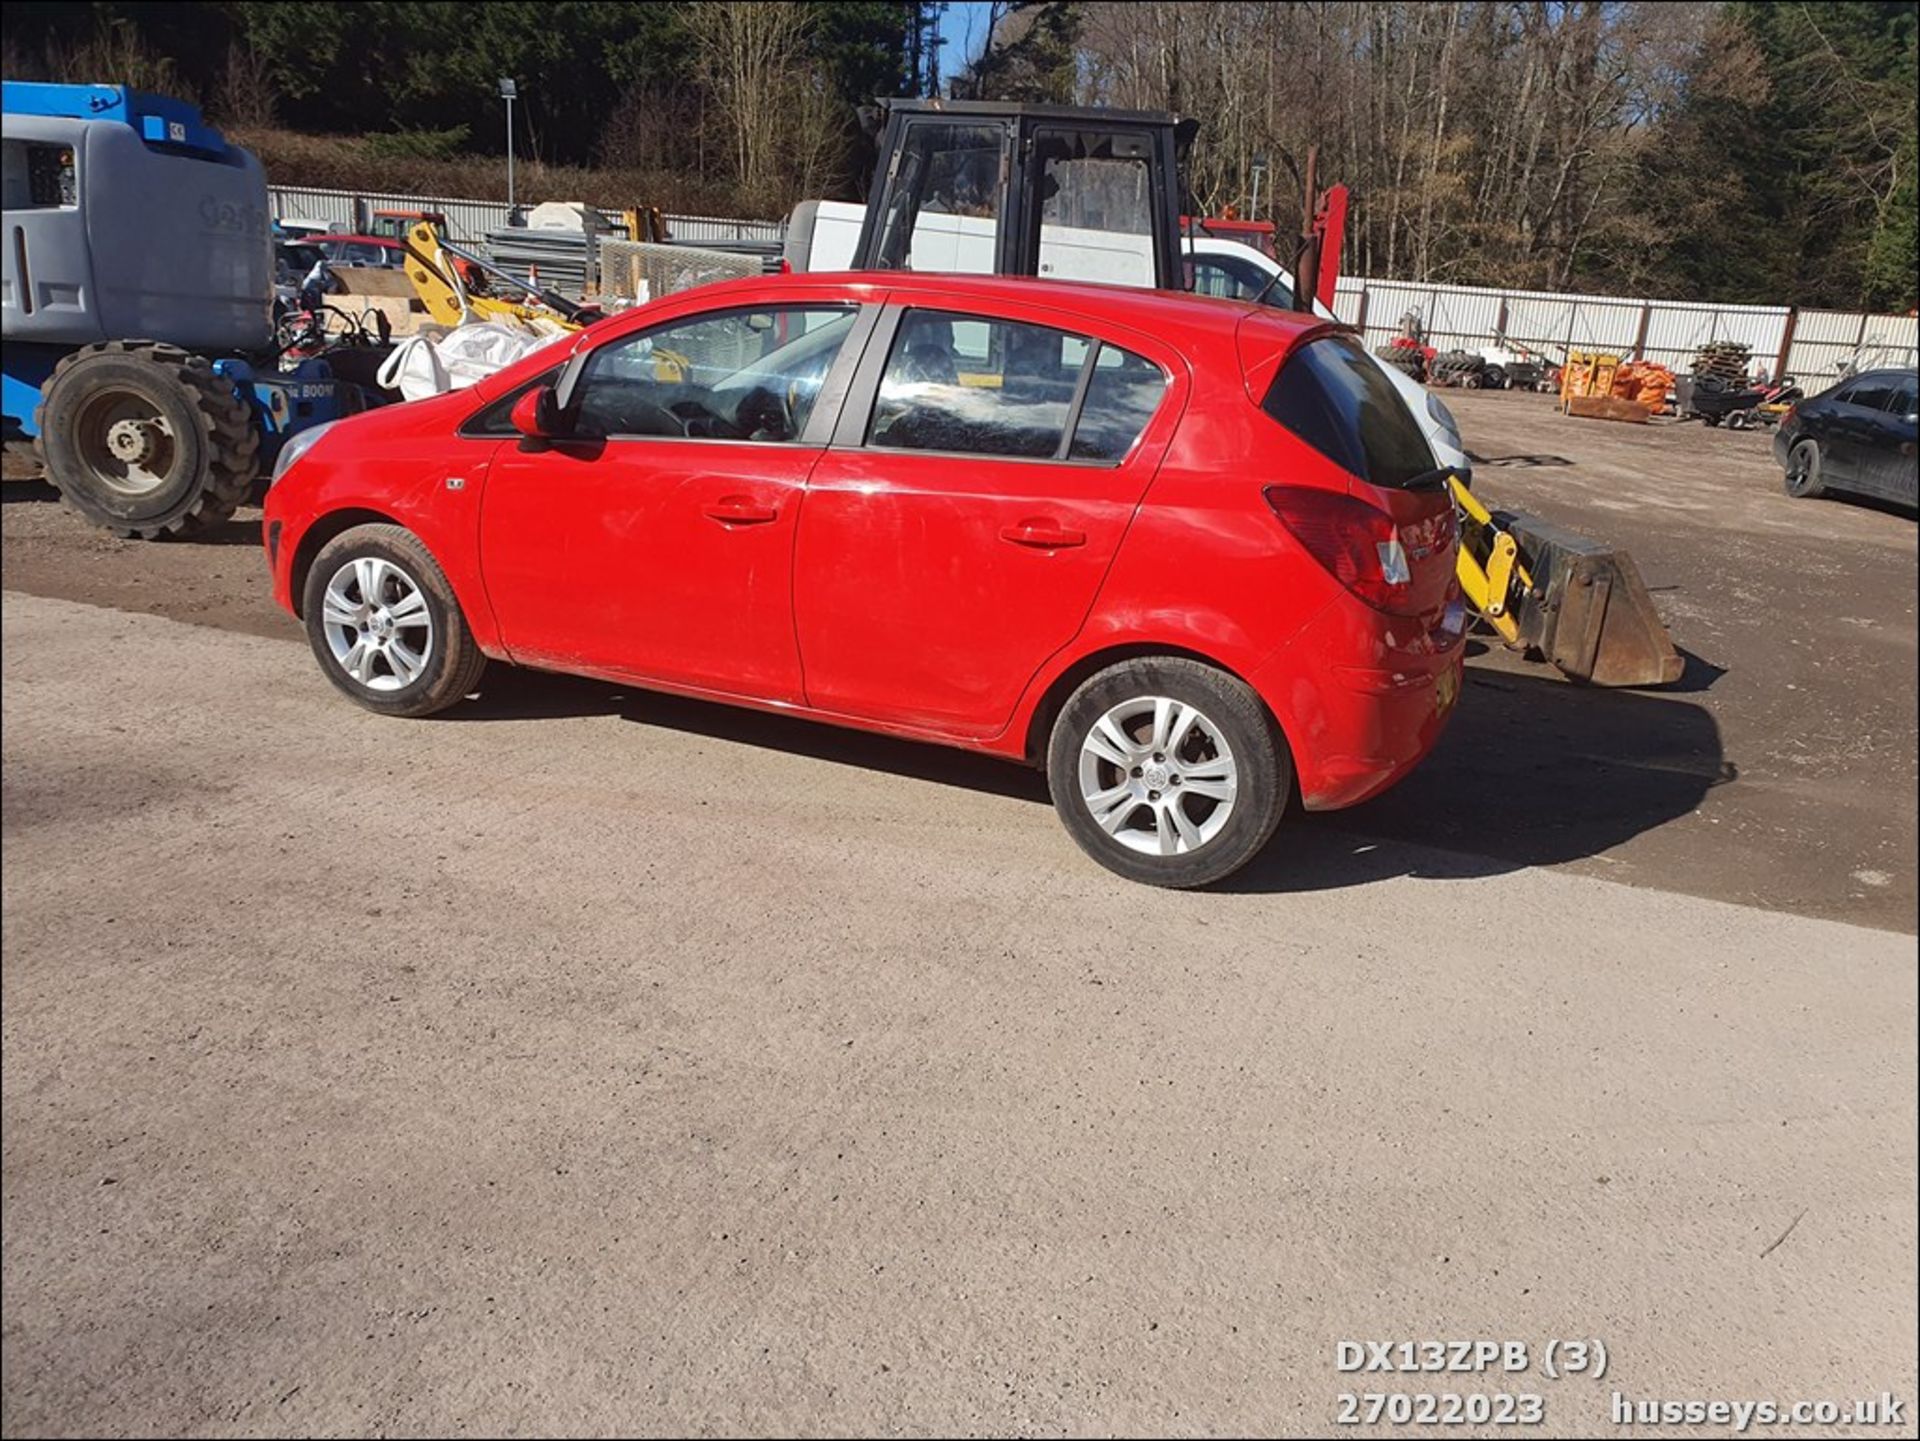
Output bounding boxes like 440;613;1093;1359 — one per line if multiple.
783;200;1469;475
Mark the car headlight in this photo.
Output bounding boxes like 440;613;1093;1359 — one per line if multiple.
1426;391;1462;446
271;419;340;485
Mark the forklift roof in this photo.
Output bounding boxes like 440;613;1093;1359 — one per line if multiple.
876;97;1190;131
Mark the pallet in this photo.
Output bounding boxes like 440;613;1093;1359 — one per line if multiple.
1563;395;1650;424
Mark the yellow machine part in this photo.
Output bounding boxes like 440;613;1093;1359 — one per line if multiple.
400;221;581;331
1450;475;1525;645
1560;349;1622;405
1448;474;1683;687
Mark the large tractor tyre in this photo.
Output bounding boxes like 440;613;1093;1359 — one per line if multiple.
33;341;260;540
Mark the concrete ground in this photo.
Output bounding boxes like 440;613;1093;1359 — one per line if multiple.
2;391;1916;1436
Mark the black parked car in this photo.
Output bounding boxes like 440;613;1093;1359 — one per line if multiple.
1774;368;1918;509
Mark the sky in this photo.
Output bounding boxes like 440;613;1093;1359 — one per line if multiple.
947;0;998;89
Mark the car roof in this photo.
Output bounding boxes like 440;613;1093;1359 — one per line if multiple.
324;234;401;246
684;268;1329;347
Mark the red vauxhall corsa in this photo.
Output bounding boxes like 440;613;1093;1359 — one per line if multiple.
263;273;1466;887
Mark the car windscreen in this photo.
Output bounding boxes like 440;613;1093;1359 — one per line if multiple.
1262;334;1439;488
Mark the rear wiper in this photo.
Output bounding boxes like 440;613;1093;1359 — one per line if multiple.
1400;466;1454;492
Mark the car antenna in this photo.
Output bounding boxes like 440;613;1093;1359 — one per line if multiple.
1249;234;1309;311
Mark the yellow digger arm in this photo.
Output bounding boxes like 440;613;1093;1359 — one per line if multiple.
1450;474;1525;645
400;221;580;331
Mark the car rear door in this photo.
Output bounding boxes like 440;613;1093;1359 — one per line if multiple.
792;298;1184;739
1823;378;1898;488
478;299;872;701
1865;375;1918;505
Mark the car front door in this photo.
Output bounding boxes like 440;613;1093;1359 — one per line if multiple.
478;301;871;701
793;301;1181;738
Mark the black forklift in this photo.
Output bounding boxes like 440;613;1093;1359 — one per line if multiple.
840;98;1681;688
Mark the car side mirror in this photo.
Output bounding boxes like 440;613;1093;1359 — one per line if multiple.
510;385;567;443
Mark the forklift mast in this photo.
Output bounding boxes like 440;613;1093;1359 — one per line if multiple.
851;99;1198;291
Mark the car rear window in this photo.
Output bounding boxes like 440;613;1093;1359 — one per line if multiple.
867;310;1166;463
1262;334;1438;488
1070;345;1169;460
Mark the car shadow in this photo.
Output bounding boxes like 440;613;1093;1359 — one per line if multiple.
1223;660;1732;894
454;666;1051;805
456;657;1730;891
1813;490;1919;521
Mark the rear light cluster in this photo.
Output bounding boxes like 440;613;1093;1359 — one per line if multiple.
1263;486;1455;617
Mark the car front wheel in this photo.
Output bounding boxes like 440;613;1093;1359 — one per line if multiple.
301;523;488;717
1046;656;1288;888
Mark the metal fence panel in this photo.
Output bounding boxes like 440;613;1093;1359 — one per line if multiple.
270;185;514;242
1421;286;1505;351
270;185;785;248
1504;295;1579;358
1639;303;1789;372
1785;309;1919;382
1566;298;1646;355
599;239;761;304
1330;279;1365;326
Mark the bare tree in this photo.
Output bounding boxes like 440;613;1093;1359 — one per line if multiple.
685;0;828;210
216;40;279;129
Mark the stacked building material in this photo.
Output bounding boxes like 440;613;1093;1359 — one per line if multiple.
1611;360;1674;415
485;227;594;299
1691;340;1752;384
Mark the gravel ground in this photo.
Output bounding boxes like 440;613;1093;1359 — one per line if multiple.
3;592;1913;1437
2;388;1915;1436
5;391;1914;932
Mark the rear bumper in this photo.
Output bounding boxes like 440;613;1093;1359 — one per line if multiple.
1251;596;1466;811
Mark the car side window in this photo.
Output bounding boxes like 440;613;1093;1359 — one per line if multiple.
1890;380;1918;418
1191;255;1292;309
868;310;1083;458
571;306;856;443
1071;344;1170;460
1841;381;1895;411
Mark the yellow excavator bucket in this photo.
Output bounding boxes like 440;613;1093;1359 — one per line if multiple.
1450;476;1683;687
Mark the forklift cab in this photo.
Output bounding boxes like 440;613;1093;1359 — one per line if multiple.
851;100;1197;291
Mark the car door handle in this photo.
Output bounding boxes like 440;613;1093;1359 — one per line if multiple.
703;496;779;526
1000;520;1086;549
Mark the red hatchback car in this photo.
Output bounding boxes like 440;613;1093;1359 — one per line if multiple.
264;273;1465;886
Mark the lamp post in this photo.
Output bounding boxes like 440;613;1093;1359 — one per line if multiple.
498;77;518;213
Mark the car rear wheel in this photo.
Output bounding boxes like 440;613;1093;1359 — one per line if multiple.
302;524;487;717
1783;438;1826;499
1047;657;1288;888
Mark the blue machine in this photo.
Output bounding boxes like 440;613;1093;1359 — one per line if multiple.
2;82;366;538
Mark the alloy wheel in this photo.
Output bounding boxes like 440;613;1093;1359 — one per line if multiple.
321;556;435;692
1076;695;1239;857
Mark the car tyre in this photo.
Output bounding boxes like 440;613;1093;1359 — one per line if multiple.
302;524;487;717
1782;438;1826;499
1046;656;1288;888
